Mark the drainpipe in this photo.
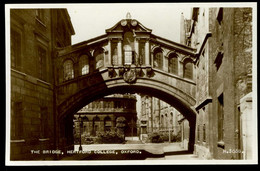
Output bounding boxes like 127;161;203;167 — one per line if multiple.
50;9;58;159
151;97;153;132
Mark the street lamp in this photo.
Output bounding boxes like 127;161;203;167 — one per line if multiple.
78;115;83;151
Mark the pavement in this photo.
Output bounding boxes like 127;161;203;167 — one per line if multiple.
60;141;200;160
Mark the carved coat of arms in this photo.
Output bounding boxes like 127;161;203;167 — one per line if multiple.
123;69;137;83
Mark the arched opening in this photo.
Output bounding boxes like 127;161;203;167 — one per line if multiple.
168;53;178;75
57;83;196;155
78;55;89;75
183;58;193;80
63;59;74;81
123;31;134;65
153;48;163;70
94;48;104;69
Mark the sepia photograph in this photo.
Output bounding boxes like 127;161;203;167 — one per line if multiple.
5;2;257;165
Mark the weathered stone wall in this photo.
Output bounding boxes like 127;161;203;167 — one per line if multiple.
10;9;74;160
208;7;235;160
208;8;252;159
10;9;55;160
11;70;55;160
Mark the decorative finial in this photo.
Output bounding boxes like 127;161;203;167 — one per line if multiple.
126;12;131;19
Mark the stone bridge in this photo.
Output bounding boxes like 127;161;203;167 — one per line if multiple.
54;16;198;151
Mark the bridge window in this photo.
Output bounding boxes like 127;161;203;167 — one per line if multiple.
112;43;118;66
124;45;133;65
123;32;134;65
183;59;193;80
153;48;163;70
168;53;178;75
139;41;145;65
79;55;89;75
94;48;104;69
63;59;74;81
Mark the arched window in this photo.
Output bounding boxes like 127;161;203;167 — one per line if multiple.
94;48;104;69
79;55;89;75
183;59;193;80
123;32;134;65
153;48;163;70
168;53;178;75
63;59;74;81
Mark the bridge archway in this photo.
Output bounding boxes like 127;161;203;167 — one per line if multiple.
55;16;198;154
56;68;197;152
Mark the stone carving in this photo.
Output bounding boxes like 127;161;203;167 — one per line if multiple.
123;69;137;83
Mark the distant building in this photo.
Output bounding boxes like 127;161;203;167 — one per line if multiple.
10;9;74;160
181;7;252;159
138;94;190;149
73;94;137;142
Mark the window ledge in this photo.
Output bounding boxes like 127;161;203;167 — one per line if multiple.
217;141;225;148
11;139;25;143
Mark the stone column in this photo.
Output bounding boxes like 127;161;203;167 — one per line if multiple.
188;120;196;152
117;39;123;66
134;38;139;65
145;39;150;66
107;39;112;66
163;53;168;72
151;53;154;67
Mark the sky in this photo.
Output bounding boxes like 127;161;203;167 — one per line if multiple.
67;3;192;45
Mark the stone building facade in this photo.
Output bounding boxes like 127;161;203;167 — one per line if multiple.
73;94;137;141
10;9;74;160
181;7;252;159
138;95;190;149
